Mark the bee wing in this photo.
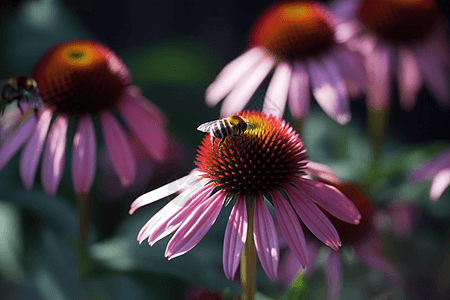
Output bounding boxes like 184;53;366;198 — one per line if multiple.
197;120;217;132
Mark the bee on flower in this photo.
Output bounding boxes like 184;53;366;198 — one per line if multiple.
130;111;361;287
205;1;367;125
0;40;169;196
0;76;43;116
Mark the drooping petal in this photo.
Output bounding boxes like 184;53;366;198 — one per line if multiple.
332;46;367;91
71;115;96;194
41;114;69;196
253;195;279;281
206;47;267;106
129;172;202;214
305;161;340;185
99;111;135;187
123;85;166;126
408;148;450;182
146;185;214;246
325;249;342;300
296;178;361;224
272;190;307;267
263;62;292;118
0;116;36;171
19;108;53;189
286;184;341;250
279;249;303;287
117;90;168;161
429;169;450;201
353;239;402;285
365;43;394;111
223;196;247;280
397;48;423;110
165;191;225;259
304;242;319;277
220;55;276;117
287;61;310;120
307;56;350;125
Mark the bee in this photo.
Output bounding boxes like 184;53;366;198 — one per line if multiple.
0;76;43;116
197;115;254;153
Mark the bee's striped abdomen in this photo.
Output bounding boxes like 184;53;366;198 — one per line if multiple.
211;118;232;139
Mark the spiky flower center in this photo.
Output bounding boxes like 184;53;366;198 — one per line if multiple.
359;0;440;43
195;111;307;197
249;1;335;61
32;40;132;114
325;182;374;245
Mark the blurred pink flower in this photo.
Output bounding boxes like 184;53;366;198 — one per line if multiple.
409;148;450;201
0;40;169;195
280;182;401;300
130;111;361;281
332;0;450;111
205;1;366;124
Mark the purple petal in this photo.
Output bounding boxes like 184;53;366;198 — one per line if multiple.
296;178;361;224
288;61;310;120
353;239;402;285
124;85;166;126
223;196;248;280
129;172;202;214
307;56;350;125
304;242;319;277
329;0;360;23
117;89;168;161
206;47;266;106
409;148;450;182
305;161;340;185
253;195;279;281
286;184;342;250
263;62;292;118
397;48;422;110
279;249;303;287
71;115;96;194
332;46;367;91
19;108;53;189
430;169;450;201
272;190;307;267
220;55;276;117
0;116;36;171
100;111;135;187
41;114;69;196
165;191;225;259
325;249;342;300
365;43;395;110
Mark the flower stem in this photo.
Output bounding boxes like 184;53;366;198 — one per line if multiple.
241;200;257;300
293;119;304;137
75;193;90;248
367;107;390;157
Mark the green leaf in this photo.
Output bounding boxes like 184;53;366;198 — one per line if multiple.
283;272;309;300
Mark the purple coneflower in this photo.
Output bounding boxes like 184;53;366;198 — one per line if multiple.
130;111;361;295
205;1;366;125
409;148;450;201
280;181;401;300
332;0;450;111
0;40;169;195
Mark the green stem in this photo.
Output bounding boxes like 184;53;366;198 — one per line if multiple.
292;119;304;137
367;107;390;158
75;193;90;249
240;200;257;300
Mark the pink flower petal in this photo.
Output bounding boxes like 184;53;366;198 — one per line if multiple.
206;47;267;106
223;196;247;280
397;48;422;111
365;43;394;110
146;185;214;246
100;111;135;187
129;172;202;214
272;190;307;267
279;248;302;287
307;56;350;125
409;148;450;182
124;85;166;126
220;55;276;117
19;108;53;189
71;115;96;194
41;114;69;196
296;178;361;224
430;169;450;201
304;242;319;277
332;46;367;91
286;184;342;250
0;116;36;171
288;61;310;120
253;195;279;281
117;89;168;162
325;249;342;300
263;62;292;118
165;191;225;259
353;240;402;285
305;161;340;185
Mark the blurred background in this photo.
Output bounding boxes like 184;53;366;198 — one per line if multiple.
0;0;449;299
